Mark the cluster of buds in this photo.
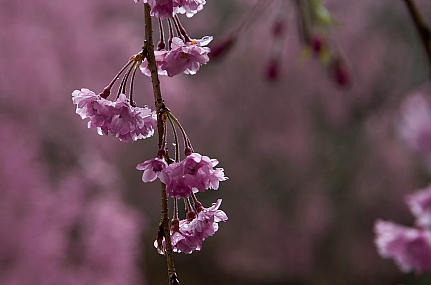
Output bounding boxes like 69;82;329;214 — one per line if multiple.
374;186;431;273
209;0;350;86
291;0;350;86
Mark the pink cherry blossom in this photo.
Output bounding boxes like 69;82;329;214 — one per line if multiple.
147;0;174;20
406;185;431;229
72;88;116;131
72;89;157;142
140;50;168;77
191;199;228;240
155;200;227;254
161;36;212;77
154;219;202;254
374;220;431;273
158;152;227;198
136;157;168;182
174;0;206;18
109;94;157;142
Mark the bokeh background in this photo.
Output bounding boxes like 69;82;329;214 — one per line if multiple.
2;0;431;285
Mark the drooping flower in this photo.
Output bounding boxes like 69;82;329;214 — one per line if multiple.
140;50;168;77
72;89;157;142
192;199;228;240
136;157;168;182
109;94;156;142
158;152;228;198
155;199;227;254
374;220;431;273
161;36;212;77
150;0;174;20
174;0;206;18
406;185;431;229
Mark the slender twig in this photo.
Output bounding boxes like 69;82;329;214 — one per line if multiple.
167;114;180;162
403;0;431;80
143;4;177;284
129;62;140;106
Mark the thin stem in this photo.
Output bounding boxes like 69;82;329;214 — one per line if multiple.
167;19;174;48
158;19;166;50
117;62;136;99
174;15;191;42
105;59;135;95
143;4;177;284
167;114;180;162
129;62;140;106
403;0;431;80
173;198;178;220
168;112;193;152
171;17;185;41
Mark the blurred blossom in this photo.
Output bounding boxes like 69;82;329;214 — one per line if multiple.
374;220;431;274
0;120;145;285
398;92;431;163
406;185;431;229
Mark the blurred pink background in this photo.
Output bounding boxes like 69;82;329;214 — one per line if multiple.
2;0;431;285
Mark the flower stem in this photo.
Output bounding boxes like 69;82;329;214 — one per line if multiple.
143;3;177;284
403;0;431;81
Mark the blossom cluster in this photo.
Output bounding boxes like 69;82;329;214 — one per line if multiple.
137;0;206;19
374;186;431;274
72;88;157;142
156;199;228;254
140;36;212;77
136;152;227;198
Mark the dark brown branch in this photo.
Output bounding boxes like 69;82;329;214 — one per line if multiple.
143;4;177;284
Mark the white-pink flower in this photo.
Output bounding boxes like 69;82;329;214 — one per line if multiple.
174;0;206;18
147;0;174;20
191;199;228;240
72;89;157;142
406;185;431;229
374;220;431;273
154;199;227;254
136;157;168;182
161;36;212;77
140;50;168;77
158;152;228;198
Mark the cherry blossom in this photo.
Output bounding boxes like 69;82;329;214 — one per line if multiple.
158;152;227;198
406;185;431;229
72;89;157;142
374;220;431;273
140;50;168;77
161;36;212;77
155;199;227;254
136;157;168;182
174;0;206;18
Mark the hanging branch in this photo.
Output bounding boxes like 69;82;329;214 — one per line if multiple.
143;4;178;285
403;0;431;80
